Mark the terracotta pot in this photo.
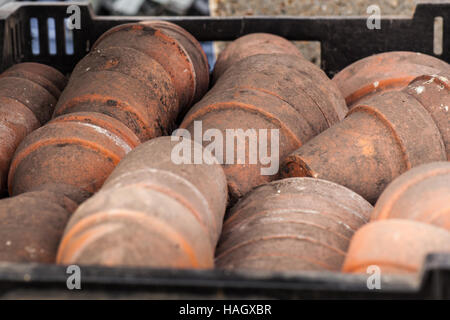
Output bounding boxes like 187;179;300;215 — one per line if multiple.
0;63;66;194
282;90;446;203
140;20;210;104
405;72;450;160
213;33;303;81
0;187;79;263
57;136;227;269
181;53;347;202
332;51;450;107
54;46;178;141
1;22;207;264
216;177;372;272
92;22;209;109
8;112;140;197
371;162;450;230
342;219;450;274
3;62;67;91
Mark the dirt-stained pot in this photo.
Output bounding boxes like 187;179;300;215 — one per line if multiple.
342;219;450;274
8;112;140;197
0;63;66;194
0;183;85;263
333;51;450;107
212;33;303;82
371;162;450;230
216;177;372;272
57;136;227;269
54;45;178;141
55;21;208;141
282;89;446;204
11;21;206;197
91;21;209;110
1;22;207;264
181;53;347;202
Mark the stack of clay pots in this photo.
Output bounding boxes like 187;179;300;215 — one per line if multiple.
0;27;449;280
0;21;208;263
57;136;227;269
343;162;450;274
216;177;372;272
332;51;450;107
0;63;66;197
282;54;450;204
216;50;450;275
180;33;347;203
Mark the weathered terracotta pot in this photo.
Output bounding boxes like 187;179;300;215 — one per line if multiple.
333;51;450;107
0;63;66;194
139;20;210;104
282;90;446;203
57;136;227;269
181;53;347;202
216;177;372;272
54;46;178;141
405;72;450;160
371;162;450;230
92;22;209;109
213;33;303;81
8;112;140;197
1;22;207;264
2;62;67;91
342;219;450;274
0;184;83;263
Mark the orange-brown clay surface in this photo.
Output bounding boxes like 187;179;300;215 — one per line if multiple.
405;72;450;160
333;51;450;107
1;22;208;264
0;63;66;194
342;219;450;274
282;87;446;203
212;33;303;82
181;51;346;203
57;136;227;269
371;162;450;230
216;177;372;272
92;22;209;110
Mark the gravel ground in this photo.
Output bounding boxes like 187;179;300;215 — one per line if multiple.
210;0;442;64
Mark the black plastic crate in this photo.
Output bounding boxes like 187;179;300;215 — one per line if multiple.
0;1;449;299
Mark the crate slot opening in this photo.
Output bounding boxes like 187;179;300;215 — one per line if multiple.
47;18;57;55
64;18;74;55
30;17;40;55
434;16;444;56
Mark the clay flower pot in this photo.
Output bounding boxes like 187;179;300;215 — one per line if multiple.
371;161;450;230
212;33;303;82
216;177;372;272
0;183;84;263
57;136;227;269
0;63;66;194
8;112;140;197
91;21;209;110
342;219;450;274
181;51;347;202
333;51;450;107
282;87;446;203
1;22;209;264
405;72;450;160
